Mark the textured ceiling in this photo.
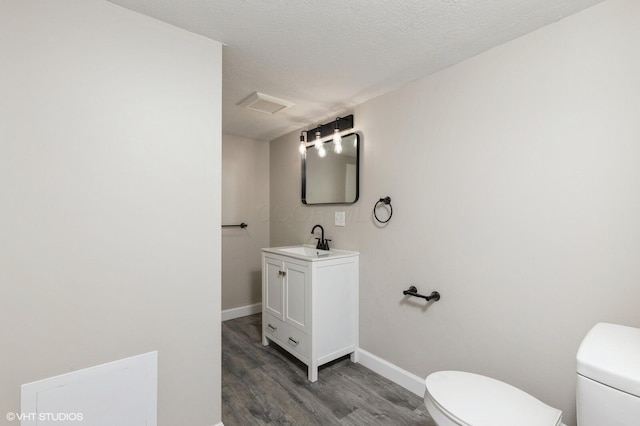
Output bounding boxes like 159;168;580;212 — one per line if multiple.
107;0;604;141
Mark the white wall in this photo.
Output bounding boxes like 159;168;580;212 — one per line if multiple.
269;1;640;425
222;134;269;312
0;1;222;425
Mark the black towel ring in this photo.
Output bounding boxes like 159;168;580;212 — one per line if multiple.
373;196;393;224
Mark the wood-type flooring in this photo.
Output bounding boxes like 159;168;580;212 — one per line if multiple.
222;314;436;426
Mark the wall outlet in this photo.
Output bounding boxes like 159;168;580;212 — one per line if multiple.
335;211;346;227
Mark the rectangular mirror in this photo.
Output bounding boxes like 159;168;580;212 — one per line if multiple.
302;133;359;205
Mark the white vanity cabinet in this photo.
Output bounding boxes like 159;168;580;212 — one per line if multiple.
261;246;359;382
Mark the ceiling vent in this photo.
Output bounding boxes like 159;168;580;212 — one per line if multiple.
238;92;294;115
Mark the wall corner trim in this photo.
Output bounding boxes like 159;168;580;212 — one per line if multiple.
221;303;262;322
356;348;425;397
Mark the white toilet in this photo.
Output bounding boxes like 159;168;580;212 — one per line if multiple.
424;323;640;426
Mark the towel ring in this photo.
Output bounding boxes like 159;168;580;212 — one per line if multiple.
373;196;393;224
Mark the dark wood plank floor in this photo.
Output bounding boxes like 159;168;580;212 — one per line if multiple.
222;314;436;426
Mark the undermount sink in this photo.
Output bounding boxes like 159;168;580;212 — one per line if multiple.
262;245;358;261
278;246;331;257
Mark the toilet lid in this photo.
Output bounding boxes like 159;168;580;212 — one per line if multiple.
425;371;562;426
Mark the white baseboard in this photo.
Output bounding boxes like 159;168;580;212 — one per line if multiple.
356;348;426;398
221;302;262;322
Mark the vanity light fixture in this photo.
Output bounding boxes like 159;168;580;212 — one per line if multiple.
299;114;354;156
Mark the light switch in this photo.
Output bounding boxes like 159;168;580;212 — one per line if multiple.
335;211;346;227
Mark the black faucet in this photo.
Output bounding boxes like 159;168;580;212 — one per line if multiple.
311;224;330;250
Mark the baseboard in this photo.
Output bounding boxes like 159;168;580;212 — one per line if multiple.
356;348;425;398
221;302;262;321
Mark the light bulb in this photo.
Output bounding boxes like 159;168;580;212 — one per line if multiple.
318;146;326;158
315;130;322;150
333;128;342;145
299;132;306;154
334;141;342;154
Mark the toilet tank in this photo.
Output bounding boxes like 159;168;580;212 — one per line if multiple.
576;323;640;426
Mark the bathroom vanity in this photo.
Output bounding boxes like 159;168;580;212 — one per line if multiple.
261;245;359;381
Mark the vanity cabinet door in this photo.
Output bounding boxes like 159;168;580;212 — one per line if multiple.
283;261;310;333
264;256;284;320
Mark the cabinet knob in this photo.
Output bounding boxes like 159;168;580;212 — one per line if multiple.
288;337;299;346
278;270;287;277
267;324;277;332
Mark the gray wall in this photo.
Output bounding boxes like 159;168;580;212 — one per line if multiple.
269;1;640;425
222;134;270;311
0;1;222;425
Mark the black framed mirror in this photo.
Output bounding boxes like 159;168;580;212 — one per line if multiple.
302;132;359;205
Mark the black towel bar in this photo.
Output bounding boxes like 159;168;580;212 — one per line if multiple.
403;286;440;302
222;222;248;228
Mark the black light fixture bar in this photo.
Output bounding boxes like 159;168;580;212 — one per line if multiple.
310;114;354;139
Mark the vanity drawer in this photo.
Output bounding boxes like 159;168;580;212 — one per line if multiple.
280;321;309;360
263;315;309;360
264;315;285;340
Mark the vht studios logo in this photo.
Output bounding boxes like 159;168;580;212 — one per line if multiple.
6;412;84;422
